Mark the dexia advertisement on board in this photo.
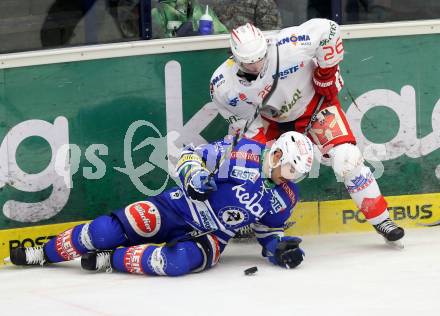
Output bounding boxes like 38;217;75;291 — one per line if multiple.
0;34;439;229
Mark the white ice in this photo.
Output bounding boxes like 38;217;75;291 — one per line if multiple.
1;227;439;316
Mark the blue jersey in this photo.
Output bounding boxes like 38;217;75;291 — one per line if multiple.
163;137;300;249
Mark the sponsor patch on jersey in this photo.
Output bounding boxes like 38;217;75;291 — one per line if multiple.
125;201;161;237
229;97;239;106
211;74;224;86
281;182;296;205
148;247;167;276
230;151;260;163
273;62;305;80
191;200;219;231
170;189;183;200
270;190;288;214
231;166;260;183
55;228;81;261
225;115;239;125
228;93;248;106
219;206;249;228
277;34;311;46
320;21;338;46
239;93;247;101
276;89;302;118
239;79;251;86
123;245;148;274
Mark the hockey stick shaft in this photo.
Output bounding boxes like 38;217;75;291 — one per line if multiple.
240;44;280;142
303;95;325;135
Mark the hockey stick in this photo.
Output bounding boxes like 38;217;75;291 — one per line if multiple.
209;44;280;177
303;95;325;136
166;228;212;247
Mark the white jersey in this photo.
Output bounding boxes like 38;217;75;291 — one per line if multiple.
210;18;344;138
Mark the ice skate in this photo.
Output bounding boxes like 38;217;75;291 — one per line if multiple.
374;218;405;249
9;246;47;266
81;251;113;272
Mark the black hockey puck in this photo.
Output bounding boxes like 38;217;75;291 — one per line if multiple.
244;266;258;275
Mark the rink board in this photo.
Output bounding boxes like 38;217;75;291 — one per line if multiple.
0;33;439;231
0;221;86;266
1;192;439;265
286;192;440;236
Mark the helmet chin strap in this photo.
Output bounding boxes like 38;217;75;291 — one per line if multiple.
263;150;281;179
267;165;273;179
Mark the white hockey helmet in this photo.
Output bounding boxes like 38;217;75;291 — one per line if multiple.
230;23;268;64
269;131;314;182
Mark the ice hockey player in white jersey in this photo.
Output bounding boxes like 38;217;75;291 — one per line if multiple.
9;132;314;275
210;20;404;243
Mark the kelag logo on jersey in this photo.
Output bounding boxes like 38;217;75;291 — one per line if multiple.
277;34;311;46
273;62;305;80
232;183;265;217
219;206;249;228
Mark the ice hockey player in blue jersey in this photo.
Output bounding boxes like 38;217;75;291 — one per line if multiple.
9;131;314;276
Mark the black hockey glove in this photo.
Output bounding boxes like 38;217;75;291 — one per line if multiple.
266;236;304;269
186;168;217;201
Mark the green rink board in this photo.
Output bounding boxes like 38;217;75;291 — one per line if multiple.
0;34;439;229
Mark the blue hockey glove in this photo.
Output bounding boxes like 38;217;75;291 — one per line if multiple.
265;236;304;269
187;169;217;201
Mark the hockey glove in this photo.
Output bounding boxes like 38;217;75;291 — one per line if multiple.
312;65;344;100
265;236;304;269
186;169;217;201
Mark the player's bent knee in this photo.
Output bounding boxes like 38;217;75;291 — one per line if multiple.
158;234;221;276
192;234;221;272
160;243;198;276
88;215;127;250
328;143;364;178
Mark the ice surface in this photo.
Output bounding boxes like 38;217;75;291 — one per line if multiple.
1;227;439;316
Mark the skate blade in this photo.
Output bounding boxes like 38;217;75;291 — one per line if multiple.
384;238;404;249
